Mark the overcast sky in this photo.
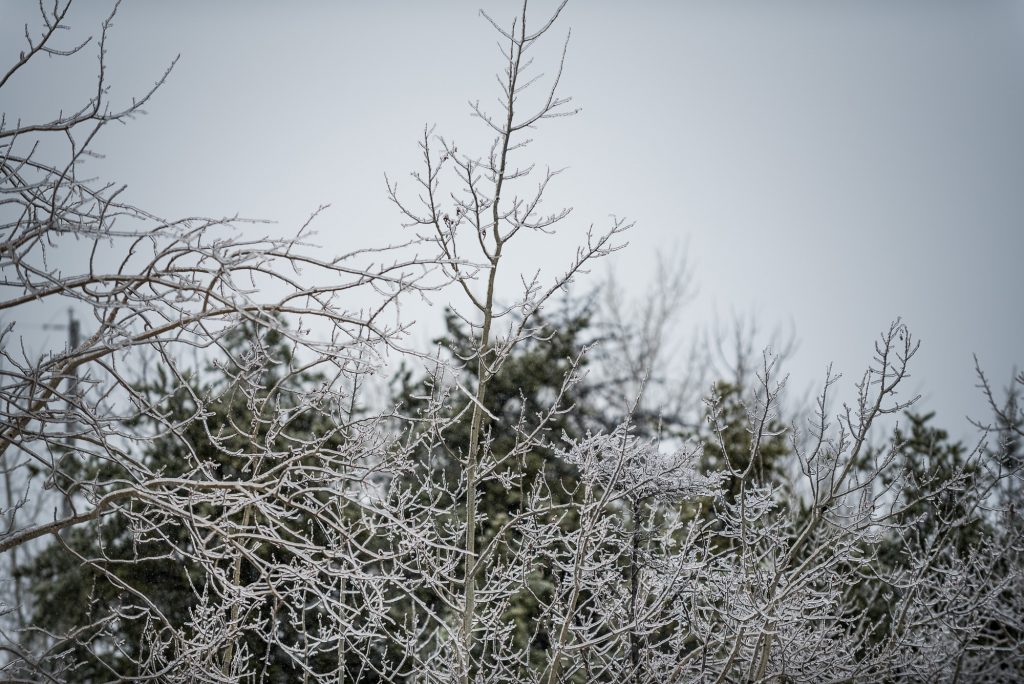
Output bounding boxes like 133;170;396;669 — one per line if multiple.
4;0;1023;434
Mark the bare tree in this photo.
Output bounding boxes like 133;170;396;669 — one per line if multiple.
386;1;628;678
594;246;701;435
1;2;445;679
3;2;1021;683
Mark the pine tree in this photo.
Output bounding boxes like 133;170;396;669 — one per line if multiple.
25;320;360;681
391;301;606;672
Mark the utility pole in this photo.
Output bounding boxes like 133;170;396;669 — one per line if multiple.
62;308;79;529
66;308;79;447
0;351;25;627
45;308;79;530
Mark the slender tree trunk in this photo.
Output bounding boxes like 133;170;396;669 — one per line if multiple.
221;504;253;677
628;499;641;682
461;8;521;678
461;262;497;682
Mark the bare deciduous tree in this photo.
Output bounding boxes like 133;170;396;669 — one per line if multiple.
1;3;446;679
2;2;1021;682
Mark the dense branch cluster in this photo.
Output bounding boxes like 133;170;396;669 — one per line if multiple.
1;2;1021;682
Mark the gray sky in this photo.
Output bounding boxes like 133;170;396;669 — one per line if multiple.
4;0;1023;434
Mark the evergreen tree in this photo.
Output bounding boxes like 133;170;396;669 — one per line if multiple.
392;301;607;671
25;320;363;681
699;380;791;504
846;412;993;651
890;412;991;554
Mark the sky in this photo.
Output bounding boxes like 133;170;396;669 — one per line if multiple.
3;0;1023;436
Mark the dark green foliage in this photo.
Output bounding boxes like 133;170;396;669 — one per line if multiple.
989;378;1023;510
26;361;209;679
849;412;992;651
699;380;791;499
25;321;364;681
889;412;990;555
393;301;606;671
